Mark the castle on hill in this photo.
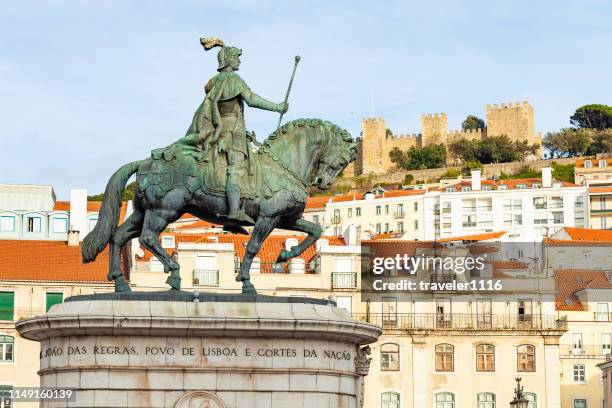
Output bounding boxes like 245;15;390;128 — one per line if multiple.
348;101;542;176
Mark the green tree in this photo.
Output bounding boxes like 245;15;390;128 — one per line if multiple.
543;128;593;158
587;129;612;155
461;115;486;131
440;168;461;178
552;162;575;183
389;145;447;170
403;174;414;185
570;104;612;130
448;138;479;163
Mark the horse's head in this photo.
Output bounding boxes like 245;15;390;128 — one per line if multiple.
312;127;358;190
262;119;358;189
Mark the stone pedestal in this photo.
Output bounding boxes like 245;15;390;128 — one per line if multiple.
16;293;380;408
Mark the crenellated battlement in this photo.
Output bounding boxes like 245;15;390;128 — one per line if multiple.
447;128;485;136
421;113;447;119
486;101;531;111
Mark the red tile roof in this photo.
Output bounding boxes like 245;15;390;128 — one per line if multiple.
173;220;220;231
138;233;346;269
576;157;612;168
560;227;612;242
305;196;330;210
488;260;528;270
554;269;612;311
0;240;111;283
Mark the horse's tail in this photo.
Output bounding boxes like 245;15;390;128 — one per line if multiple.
82;160;142;263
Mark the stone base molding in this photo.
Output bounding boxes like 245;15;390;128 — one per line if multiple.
17;296;381;408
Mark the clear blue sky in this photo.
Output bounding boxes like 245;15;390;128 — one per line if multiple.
1;1;610;198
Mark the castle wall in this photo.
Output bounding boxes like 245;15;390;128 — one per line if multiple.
421;113;448;146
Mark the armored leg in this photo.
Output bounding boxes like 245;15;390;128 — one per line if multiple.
226;151;255;224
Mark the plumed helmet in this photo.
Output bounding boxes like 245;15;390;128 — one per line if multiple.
200;37;241;71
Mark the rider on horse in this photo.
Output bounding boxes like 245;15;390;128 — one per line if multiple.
180;37;288;224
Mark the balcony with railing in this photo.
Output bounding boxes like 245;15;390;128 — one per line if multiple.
559;344;612;359
593;312;612;321
352;313;567;332
332;272;357;289
393;210;405;219
331;215;342;225
193;269;219;287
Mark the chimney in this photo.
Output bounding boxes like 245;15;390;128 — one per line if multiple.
471;170;481;191
542;167;552;188
69;189;88;241
67;230;79;246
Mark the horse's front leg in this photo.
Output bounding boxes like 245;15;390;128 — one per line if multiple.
237;215;280;294
276;218;322;262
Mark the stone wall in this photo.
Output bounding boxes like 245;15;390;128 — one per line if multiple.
340;157;576;188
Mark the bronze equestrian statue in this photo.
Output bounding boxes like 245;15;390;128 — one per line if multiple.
82;37;357;294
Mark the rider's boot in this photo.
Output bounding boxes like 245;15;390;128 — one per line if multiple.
226;168;255;224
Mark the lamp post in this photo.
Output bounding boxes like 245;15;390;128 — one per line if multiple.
510;377;529;408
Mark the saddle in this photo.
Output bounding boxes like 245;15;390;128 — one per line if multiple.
139;143;260;199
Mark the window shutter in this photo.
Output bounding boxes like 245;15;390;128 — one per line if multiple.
0;292;14;321
46;292;63;312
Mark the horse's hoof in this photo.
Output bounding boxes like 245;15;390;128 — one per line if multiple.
241;281;257;295
235;274;243;282
115;277;132;293
166;275;182;291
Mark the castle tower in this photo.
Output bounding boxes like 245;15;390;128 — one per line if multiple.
486;101;537;144
360;117;387;174
421;113;448;146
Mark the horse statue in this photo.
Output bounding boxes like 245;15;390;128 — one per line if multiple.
82;119;357;294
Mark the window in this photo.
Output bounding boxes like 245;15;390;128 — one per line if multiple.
397;222;404;234
552;212;564;224
0;385;13;408
52;217;68;233
573;399;587;408
462;186;471;192
312;215;319;225
396;204;404;217
498;184;508;190
435;344;454;371
602;218;608;229
599;159;607;168
384;223;389;233
356;207;361;216
533;197;547;209
573;364;586;382
483;185;492;191
435;392;454;408
0;292;14;321
0;336;14;362
584;160;592;168
414;220;419;230
46;292;63;312
513;214;523;226
380;343;400;371
572;333;583;353
442;203;451;213
550;196;563;209
26;216;41;232
597;303;609;321
0;216;15;232
348;208;352;217
382;297;397;327
380;392;400;408
376;206;382;215
376;224;382;234
601;196;607;210
414;202;418;212
445;187;455;192
517;345;535;372
532;183;542;189
516;184;526;189
524;393;537;408
161;236;175;249
385;205;389;215
602;333;611;355
477;392;496;408
476;344;495;372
